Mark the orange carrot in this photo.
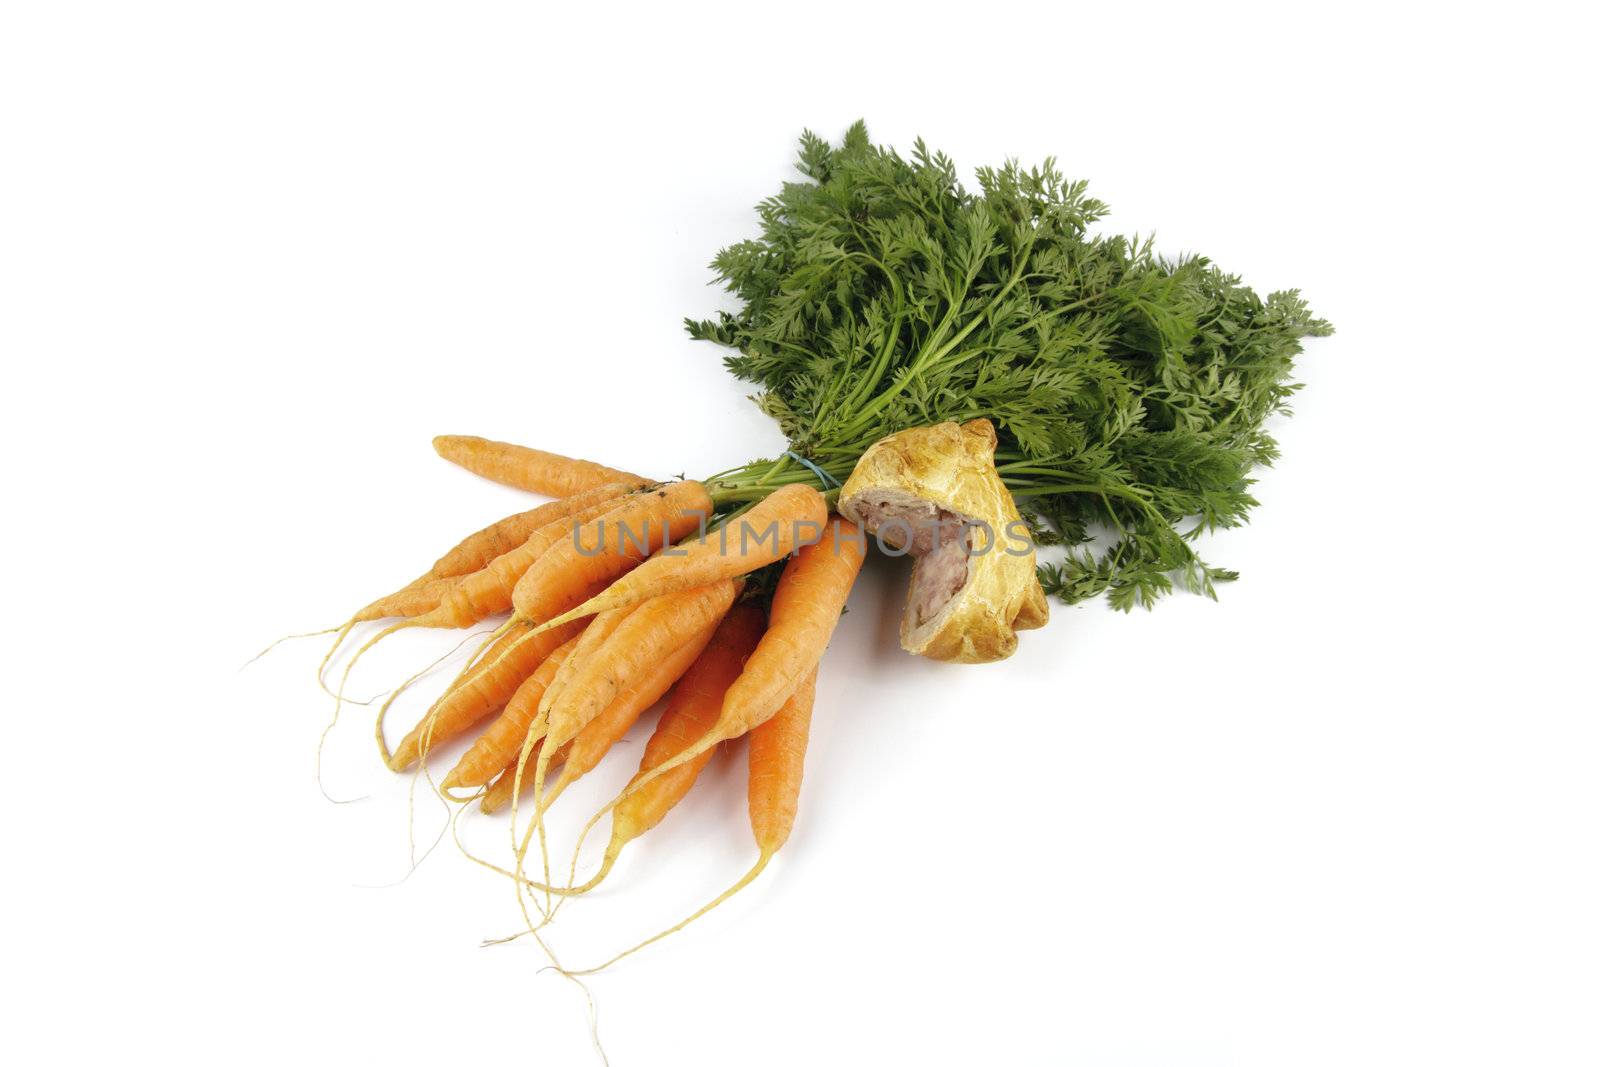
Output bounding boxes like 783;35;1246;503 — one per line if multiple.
433;435;645;497
528;604;641;745
480;740;563;814
746;668;817;858
540;580;741;758
514;579;742;898
510;481;714;625
711;515;861;737
401;490;635;630
490;604;643;813
329;486;647;731
456;481;714;706
332;485;634;633
316;483;639;700
525;588;733;812
311;580;464;698
443;632;584;791
267;504;572;675
530;483;826;635
570;517;862;849
386;618;584;771
445;603;645;792
568;668;818;974
552;603;765;892
353;575;460;622
392;484;643;598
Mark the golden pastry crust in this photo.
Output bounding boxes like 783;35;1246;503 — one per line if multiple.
838;418;1048;663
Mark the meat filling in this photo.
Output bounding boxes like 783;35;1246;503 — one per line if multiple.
847;491;974;626
909;534;972;627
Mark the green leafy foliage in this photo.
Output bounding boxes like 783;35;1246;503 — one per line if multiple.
692;122;1331;610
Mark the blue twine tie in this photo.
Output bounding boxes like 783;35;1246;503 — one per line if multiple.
784;450;841;489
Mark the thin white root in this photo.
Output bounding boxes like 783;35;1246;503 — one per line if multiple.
564;853;772;976
241;625;340;671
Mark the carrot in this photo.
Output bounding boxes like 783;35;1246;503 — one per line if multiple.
444;603;648;793
433;435;645;497
567;668;818;975
458;481;715;700
746;669;817;858
705;514;859;736
259;504;536;673
329;488;646;729
490;604;643;811
515;590;736;814
353;575;460;622
510;481;715;625
391;485;643;598
386;618;585;771
443;633;583;791
313;482;638;695
540;580;742;759
529;483;827;635
569;516;862;854
486;602;654;916
310;575;462;699
527;604;641;742
551;603;765;893
480;741;561;814
513;579;742;903
402;490;637;630
367;487;643;644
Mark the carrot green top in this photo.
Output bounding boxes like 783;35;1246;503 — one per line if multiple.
691;121;1331;611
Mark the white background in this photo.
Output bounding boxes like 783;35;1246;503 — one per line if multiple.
4;3;1596;1065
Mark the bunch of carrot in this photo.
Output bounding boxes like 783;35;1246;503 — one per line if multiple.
314;435;865;965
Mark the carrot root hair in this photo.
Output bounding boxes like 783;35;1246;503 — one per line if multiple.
330;618;417;719
506;716;556;925
512;829;621;901
314;690;370;806
241;625;341;671
430;751;608;1066
564;852;773;976
375;626;501;767
313;618;361;698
